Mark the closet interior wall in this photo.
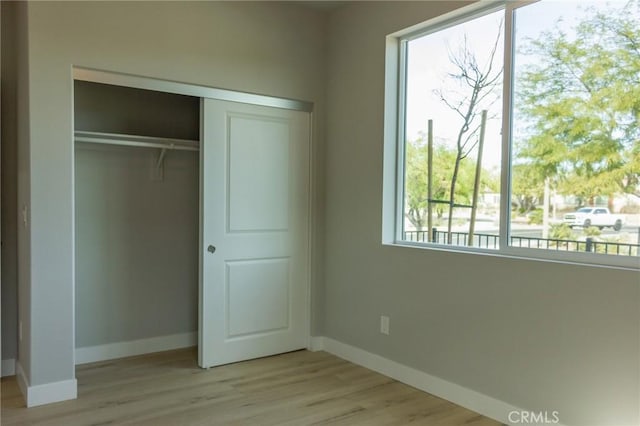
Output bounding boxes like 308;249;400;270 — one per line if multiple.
74;81;200;358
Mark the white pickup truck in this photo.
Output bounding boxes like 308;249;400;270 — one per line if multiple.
563;207;624;231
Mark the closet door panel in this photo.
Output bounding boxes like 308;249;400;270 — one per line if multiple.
199;98;310;368
227;115;289;232
226;258;290;337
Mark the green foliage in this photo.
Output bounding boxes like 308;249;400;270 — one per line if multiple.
514;1;640;202
404;136;498;230
512;162;545;212
527;209;543;225
549;223;575;240
583;226;602;237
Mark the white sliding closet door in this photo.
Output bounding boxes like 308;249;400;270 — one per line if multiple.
199;98;310;368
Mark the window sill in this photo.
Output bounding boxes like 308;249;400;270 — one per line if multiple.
383;240;640;272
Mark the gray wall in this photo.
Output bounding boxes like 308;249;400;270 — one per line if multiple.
74;82;199;348
1;0;19;364
74;81;200;141
1;1;32;379
323;2;639;426
75;146;198;347
18;0;327;388
16;0;31;382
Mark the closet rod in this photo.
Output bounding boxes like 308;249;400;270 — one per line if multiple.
74;131;199;152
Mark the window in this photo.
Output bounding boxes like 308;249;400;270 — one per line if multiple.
386;0;640;268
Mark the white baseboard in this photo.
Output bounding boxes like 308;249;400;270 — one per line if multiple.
313;337;568;426
308;336;325;352
75;332;197;365
2;358;16;377
15;361;77;407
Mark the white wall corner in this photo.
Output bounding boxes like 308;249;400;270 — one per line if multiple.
318;337;569;426
308;336;325;352
1;358;17;377
75;332;197;365
15;360;77;407
15;361;29;400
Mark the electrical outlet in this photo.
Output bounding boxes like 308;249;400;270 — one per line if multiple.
380;315;390;335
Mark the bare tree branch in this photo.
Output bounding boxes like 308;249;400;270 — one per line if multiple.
442;19;504;243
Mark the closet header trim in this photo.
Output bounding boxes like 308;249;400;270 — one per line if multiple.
73;67;314;113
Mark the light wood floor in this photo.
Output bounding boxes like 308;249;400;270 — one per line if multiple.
1;348;501;425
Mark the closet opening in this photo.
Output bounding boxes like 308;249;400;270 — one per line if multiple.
73;80;201;367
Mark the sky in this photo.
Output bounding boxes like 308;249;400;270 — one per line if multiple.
404;0;628;170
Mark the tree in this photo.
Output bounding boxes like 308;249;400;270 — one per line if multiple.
511;163;544;213
404;136;497;230
514;0;640;208
436;25;503;242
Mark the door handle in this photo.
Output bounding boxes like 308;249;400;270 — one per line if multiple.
207;245;216;254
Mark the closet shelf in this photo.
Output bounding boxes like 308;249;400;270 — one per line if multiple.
74;131;199;151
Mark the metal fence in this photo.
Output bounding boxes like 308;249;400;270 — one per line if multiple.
403;229;639;256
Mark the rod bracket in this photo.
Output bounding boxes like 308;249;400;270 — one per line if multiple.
152;144;173;181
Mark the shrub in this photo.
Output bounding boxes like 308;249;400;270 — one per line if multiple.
549;223;575;240
527;209;543;225
583;226;601;237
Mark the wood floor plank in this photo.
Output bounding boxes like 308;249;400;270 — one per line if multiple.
1;348;501;426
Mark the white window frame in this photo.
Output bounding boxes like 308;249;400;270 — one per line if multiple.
382;0;639;270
